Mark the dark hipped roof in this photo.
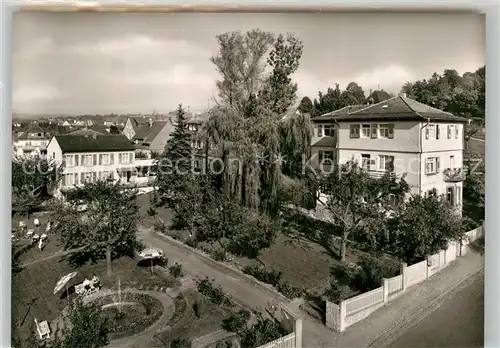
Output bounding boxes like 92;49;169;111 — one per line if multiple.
312;105;366;122
90;124;109;134
312;137;336;147
54;134;135;153
324;96;468;123
367;90;392;104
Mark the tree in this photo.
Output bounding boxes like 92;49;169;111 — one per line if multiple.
340;82;366;106
297;96;313;115
40;300;109;348
387;192;466;264
109;125;120;134
156;104;193;209
318;161;409;262
401;66;485;120
12;156;62;218
53;181;141;276
239;315;287;348
203;29;306;218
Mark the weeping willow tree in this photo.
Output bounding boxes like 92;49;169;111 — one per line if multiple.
199;29;312;219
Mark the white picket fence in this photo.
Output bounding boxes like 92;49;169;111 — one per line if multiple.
326;225;484;332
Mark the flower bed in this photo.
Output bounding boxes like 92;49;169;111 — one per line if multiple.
94;293;163;339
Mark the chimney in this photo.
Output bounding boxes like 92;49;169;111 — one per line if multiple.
149;118;153;128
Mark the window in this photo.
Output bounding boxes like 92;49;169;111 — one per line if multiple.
324;151;334;162
317;125;323;137
455;126;459;139
447;125;454;139
436;125;440;139
446;187;454;205
121;153;130;164
100;154;110;165
64;174;74;186
84;154;93;166
52;152;55;159
427;189;437;197
426;125;436;139
450;155;455;168
361;124;371;138
74;173;79;186
318;150;324;162
64;155;75;167
456;186;462;205
349;125;360;138
378;155;394;171
324;125;334;137
425;157;440;175
379;124;394;139
81;172;93;183
361;154;371;171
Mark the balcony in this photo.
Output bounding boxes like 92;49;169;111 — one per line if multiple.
443;167;465;182
367;170;401;179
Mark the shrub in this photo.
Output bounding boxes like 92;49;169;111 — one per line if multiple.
170;337;192;348
221;309;251;333
154;220;166;233
192;297;204;318
216;340;237;348
351;255;399;293
240;315;287;348
196;277;231;306
147;206;157;216
185;237;198;248
324;278;351;304
276;282;302;300
169;263;183;278
211;248;227;261
242;265;282;286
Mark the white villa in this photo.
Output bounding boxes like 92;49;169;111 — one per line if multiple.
311;94;467;209
46;134;138;192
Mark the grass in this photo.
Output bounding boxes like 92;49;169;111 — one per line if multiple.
466;138;485;155
12;255;180;345
154;290;238;347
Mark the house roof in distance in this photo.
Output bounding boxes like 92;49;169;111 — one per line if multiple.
54;134;135;153
324;95;468;123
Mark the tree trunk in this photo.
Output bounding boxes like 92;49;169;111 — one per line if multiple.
106;248;112;277
340;237;347;262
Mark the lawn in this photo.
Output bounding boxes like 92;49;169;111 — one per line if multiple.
12;255;180;346
153;290;238;347
466;138;485;155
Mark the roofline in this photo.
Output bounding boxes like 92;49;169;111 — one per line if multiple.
333;115;468;123
61;149;135;154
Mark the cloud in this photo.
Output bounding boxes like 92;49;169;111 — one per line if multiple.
13;84;64;105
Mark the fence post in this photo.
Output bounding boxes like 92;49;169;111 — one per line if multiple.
440;249;446;268
400;263;407;291
294;318;302;348
382;278;389;302
426;256;432;278
339;300;347;332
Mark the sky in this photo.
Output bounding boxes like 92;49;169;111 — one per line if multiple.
12;12;485;115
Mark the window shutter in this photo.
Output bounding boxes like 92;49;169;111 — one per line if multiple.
75;155;79;166
436;125;440;139
110;154;114;165
93;154;97;165
436;157;440;172
355;126;360;139
318;126;323;137
447;126;452;139
318;151;324;162
80;172;84;183
370;124;378;138
99;154;103;165
74;173;79;185
80;155;85;166
92;172;97;182
425;128;429;139
455;126;459;139
388;124;394;139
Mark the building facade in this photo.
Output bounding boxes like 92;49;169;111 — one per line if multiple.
13;124;51;157
46;134;136;191
311;95;466;208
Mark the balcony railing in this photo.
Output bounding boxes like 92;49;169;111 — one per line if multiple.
443;167;465;182
367;170;400;179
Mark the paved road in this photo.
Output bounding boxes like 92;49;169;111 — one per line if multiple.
388;270;484;348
